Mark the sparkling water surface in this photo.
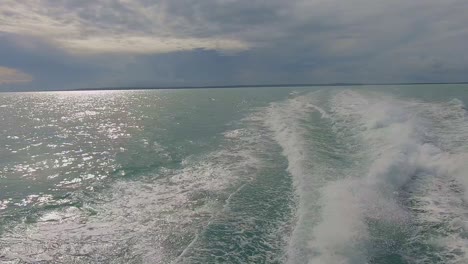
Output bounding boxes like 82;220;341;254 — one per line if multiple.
1;85;468;263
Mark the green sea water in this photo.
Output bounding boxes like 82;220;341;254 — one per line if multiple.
1;85;468;263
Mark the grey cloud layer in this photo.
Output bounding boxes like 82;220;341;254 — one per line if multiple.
0;66;33;84
0;0;249;54
0;0;467;90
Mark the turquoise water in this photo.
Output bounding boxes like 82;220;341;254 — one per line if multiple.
0;85;467;263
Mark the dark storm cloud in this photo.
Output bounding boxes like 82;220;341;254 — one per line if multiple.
0;0;467;90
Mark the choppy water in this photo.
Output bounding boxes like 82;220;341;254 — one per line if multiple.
1;85;468;264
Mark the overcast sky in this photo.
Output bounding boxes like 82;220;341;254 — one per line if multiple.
0;0;467;91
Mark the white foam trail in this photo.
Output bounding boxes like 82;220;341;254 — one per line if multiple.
399;97;468;264
263;91;343;263
267;89;468;264
0;128;264;263
325;90;468;263
171;182;248;264
265;92;330;190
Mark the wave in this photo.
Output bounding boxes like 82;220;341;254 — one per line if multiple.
2;88;467;263
266;89;468;263
264;91;355;263
176;110;296;263
0;127;264;263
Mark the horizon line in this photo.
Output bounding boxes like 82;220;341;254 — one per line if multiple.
3;81;468;93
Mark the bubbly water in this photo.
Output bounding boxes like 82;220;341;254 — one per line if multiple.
1;85;468;263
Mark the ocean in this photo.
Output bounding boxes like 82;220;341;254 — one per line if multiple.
1;84;468;263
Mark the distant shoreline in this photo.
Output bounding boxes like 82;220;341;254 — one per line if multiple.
75;82;468;91
3;82;468;93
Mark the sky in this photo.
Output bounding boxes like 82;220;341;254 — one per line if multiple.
0;0;467;91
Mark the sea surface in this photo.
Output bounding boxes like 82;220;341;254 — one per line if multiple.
1;85;468;263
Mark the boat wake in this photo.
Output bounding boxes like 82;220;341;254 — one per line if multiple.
265;89;468;264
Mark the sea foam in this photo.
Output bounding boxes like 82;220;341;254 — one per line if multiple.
267;89;468;263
